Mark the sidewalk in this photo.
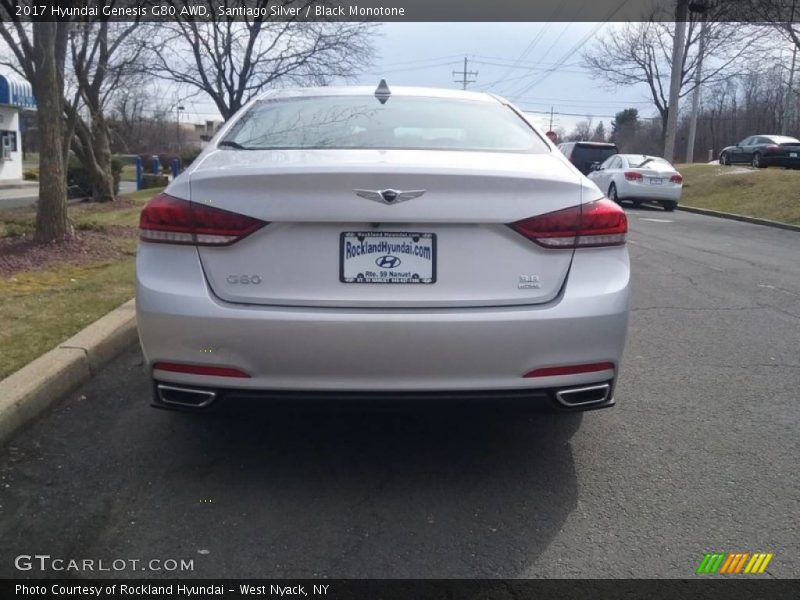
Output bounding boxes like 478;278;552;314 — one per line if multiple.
0;180;38;191
0;180;138;210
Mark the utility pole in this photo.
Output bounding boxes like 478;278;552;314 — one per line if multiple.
783;0;798;135
664;0;688;163
452;56;478;90
686;17;707;163
549;106;554;130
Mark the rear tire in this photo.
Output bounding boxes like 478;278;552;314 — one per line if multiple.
661;200;677;212
752;153;766;169
608;183;620;204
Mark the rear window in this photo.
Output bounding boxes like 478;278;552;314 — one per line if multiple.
767;135;800;144
221;96;548;153
572;144;617;163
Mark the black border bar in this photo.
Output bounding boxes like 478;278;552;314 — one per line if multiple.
4;579;800;600
1;0;790;22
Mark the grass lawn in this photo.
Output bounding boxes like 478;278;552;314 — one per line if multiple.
119;164;138;181
0;188;160;380
677;163;800;225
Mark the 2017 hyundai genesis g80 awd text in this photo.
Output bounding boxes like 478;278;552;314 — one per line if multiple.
136;83;630;413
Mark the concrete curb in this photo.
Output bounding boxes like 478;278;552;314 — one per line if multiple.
677;205;800;232
0;298;137;444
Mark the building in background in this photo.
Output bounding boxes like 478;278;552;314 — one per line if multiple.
0;74;37;183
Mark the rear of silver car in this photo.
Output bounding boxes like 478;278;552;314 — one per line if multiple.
135;87;630;412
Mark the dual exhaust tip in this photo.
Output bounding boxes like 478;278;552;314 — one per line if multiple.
155;382;612;411
156;384;217;409
554;382;612;409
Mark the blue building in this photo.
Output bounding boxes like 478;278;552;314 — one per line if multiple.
0;73;37;183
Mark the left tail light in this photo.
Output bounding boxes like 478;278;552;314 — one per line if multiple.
509;198;627;249
624;171;643;181
139;193;267;246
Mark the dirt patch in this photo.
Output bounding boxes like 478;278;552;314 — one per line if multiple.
0;227;136;277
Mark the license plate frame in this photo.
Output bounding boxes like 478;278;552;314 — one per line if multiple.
340;231;437;284
649;177;663;185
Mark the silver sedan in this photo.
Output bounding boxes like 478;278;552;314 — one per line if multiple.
135;85;630;413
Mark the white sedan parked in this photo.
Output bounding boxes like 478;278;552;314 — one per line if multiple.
588;154;683;211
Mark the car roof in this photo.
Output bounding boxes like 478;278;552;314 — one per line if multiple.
619;154;669;161
256;85;502;104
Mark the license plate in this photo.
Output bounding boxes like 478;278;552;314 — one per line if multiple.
791;152;798;158
340;232;436;284
649;178;663;185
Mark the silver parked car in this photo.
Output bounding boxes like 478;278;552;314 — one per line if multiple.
136;84;630;413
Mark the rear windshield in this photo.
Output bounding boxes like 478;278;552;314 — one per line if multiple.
624;155;673;168
221;96;549;153
572;145;617;163
768;135;800;144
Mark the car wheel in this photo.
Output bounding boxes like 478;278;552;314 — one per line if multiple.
720;152;729;166
608;183;620;204
662;201;677;212
752;153;765;169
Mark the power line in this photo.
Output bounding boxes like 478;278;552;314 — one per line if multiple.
511;0;632;97
486;5;563;92
364;60;462;75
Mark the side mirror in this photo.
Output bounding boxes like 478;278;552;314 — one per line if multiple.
590;163;602;172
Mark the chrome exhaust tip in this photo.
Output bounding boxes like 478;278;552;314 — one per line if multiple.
156;384;217;409
554;383;611;408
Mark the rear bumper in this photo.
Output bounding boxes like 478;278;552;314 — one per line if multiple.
136;243;630;394
763;155;800;167
618;180;681;201
152;379;617;412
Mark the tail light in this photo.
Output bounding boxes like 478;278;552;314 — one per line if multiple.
139;193;267;246
670;174;683;184
509;198;627;249
624;171;643;181
764;144;780;152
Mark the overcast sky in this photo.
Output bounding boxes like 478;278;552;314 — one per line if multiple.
1;21;664;135
174;21;659;135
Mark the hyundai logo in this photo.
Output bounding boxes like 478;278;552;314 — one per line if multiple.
376;255;401;269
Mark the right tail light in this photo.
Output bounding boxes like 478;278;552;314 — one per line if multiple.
509;198;627;249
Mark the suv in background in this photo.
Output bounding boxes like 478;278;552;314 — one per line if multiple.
558;141;619;175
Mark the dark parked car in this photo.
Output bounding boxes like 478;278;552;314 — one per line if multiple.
558;141;618;175
719;135;800;169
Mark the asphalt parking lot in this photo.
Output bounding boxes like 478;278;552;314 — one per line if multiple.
0;206;798;579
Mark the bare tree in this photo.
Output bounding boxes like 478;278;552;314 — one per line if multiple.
583;10;760;150
565;118;594;142
0;10;72;242
68;21;149;201
148;1;376;120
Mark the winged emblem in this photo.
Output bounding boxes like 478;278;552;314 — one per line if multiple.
354;189;426;205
